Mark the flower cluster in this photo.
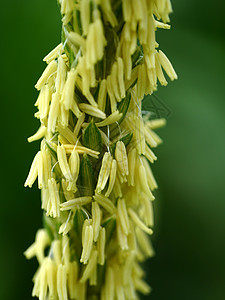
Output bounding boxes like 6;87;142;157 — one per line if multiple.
25;0;177;299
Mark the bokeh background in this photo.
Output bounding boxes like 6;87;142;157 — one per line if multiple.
0;0;224;299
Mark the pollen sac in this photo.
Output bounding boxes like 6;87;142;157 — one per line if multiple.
115;141;129;178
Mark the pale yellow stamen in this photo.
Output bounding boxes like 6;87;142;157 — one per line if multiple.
97;227;106;265
61;178;74;201
60;197;92;211
80;250;98;283
73;113;85;137
117;57;126;98
144;145;157;163
52;240;62;265
101;0;118;27
138;164;155;200
43;43;63;64
62;69;78;111
32;258;48;299
28;126;47;143
141;156;158;190
47;92;60;133
123;251;135;284
57;123;77;145
96;152;112;193
24;151;41;188
47;178;60;218
24;229;50;264
68;31;86;49
35;60;57;91
57;144;73;182
79;103;106;119
58;213;73;236
144;125;158;148
157;50;178;80
93;194;116;215
115;141;129;177
80;0;90;36
127;148;137;186
136;227;155;258
37;151;44;189
155;51;168;86
80;224;93;264
67;261;78;299
97;79;107;111
107;75;117;112
96;111;122;127
117;219;128;250
117;198;130;236
57;264;68;300
136;274;152;295
46;258;57;299
140;192;154;227
92;202;101;242
105;159;117;198
64;144;100;159
68;148;80;191
55;56;67;94
146;118;166;130
128;208;153;235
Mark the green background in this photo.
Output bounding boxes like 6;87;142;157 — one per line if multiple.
0;1;224;299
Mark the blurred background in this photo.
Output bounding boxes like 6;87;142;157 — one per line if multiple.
0;0;224;299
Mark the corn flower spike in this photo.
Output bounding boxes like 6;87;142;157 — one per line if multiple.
25;1;177;299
